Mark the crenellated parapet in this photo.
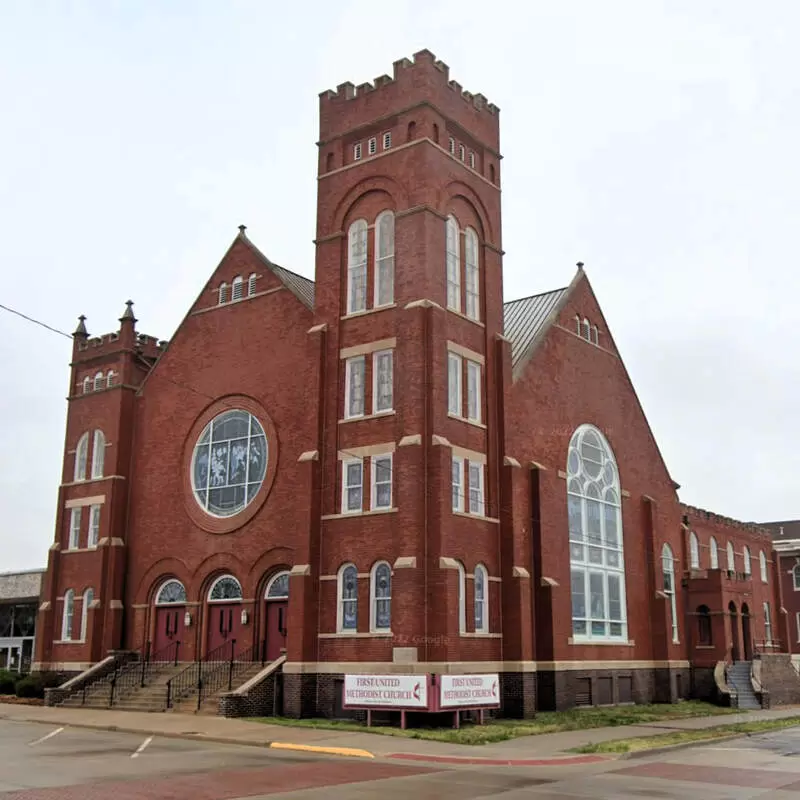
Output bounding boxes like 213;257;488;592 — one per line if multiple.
682;503;773;541
318;49;500;150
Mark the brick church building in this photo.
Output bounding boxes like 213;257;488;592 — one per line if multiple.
33;50;794;716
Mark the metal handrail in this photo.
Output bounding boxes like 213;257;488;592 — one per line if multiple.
195;640;265;710
166;638;242;710
108;640;182;706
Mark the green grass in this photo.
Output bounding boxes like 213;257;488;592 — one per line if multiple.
249;701;738;746
571;716;800;754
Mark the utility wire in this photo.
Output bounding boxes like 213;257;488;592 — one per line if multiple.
0;302;72;340
0;300;506;515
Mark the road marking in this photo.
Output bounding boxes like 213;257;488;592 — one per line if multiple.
131;735;153;758
270;742;374;759
28;727;64;746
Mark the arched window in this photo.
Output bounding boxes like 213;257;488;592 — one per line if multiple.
760;551;768;583
231;275;244;301
370;561;391;632
726;541;735;572
407;121;417;141
208;575;243;602
793;565;800;590
474;564;488;633
697;604;712;646
743;545;751;576
74;433;89;482
81;588;94;640
265;571;290;600
156;579;187;605
219;282;228;304
689;531;700;569
710;536;719;569
662;544;679;643
106;371;116;388
347;220;368;314
489;164;495;182
464;228;480;321
374;211;395;307
582;318;590;341
575;315;581;335
91;430;105;479
93;371;104;391
457;561;466;634
338;564;358;632
62;590;74;641
248;273;257;296
82;376;91;394
764;601;773;644
445;215;460;311
567;425;626;641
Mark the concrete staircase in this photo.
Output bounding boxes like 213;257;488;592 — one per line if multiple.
727;661;762;709
59;662;184;712
172;663;265;715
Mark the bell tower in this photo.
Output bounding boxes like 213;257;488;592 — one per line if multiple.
299;48;508;678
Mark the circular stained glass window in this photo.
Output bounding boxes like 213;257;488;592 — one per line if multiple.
191;409;268;517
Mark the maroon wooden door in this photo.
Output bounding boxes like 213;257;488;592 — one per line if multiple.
154;607;184;655
265;601;288;662
207;604;242;656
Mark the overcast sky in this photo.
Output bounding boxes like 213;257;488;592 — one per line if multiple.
1;1;797;571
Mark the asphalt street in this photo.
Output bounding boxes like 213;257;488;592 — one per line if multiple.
2;718;800;798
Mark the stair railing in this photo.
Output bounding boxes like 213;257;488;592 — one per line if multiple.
166;638;252;710
194;640;263;711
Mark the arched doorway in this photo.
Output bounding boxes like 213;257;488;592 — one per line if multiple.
206;575;243;656
153;579;186;656
741;603;752;660
264;571;289;662
729;601;740;662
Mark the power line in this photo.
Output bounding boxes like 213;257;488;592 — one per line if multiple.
0;300;508;515
0;302;72;340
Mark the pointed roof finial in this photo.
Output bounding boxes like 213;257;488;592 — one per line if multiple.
73;314;88;337
120;300;137;324
238;224;247;235
576;261;585;270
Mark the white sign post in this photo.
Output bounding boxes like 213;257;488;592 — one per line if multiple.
343;674;428;710
439;673;500;709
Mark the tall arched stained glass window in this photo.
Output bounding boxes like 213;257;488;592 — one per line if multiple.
567;425;627;641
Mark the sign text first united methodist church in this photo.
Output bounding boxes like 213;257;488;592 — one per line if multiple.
343;675;429;708
342;673;501;711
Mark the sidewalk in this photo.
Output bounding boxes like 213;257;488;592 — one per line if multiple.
1;702;799;765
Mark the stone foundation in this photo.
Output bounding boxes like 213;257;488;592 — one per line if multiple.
756;653;800;707
219;671;282;718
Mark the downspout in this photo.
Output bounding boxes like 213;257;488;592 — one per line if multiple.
423;305;430;663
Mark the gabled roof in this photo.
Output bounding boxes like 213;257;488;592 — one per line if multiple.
759;520;800;542
240;233;315;310
503;288;569;370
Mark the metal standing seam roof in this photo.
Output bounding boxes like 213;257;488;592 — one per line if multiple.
502;288;569;370
271;264;316;310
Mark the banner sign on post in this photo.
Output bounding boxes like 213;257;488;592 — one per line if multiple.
343;674;429;709
439;674;500;708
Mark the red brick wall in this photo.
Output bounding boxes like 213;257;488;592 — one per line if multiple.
505;274;683;664
123;238;315;661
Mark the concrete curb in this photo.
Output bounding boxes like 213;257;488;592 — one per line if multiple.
614;733;748;760
271;742;375;759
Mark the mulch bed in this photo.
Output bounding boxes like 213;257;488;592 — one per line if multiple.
0;695;44;706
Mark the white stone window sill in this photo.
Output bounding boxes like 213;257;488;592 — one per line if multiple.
453;510;500;524
569;637;635;647
460;632;501;638
339;411;396;425
63;547;99;554
341;303;397;320
319;632;393;639
52;640;86;645
695;645;716;649
447;412;487;429
323;508;398;520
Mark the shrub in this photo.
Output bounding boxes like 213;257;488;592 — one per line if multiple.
15;673;61;699
0;669;20;695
